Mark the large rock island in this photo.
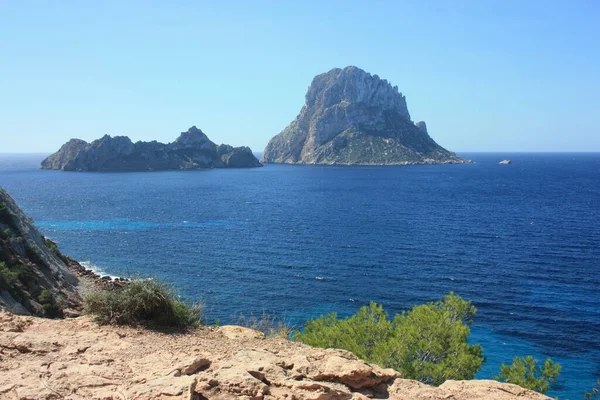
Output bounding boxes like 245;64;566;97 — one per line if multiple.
42;126;262;171
262;66;467;165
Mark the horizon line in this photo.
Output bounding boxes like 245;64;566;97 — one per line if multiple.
2;151;600;155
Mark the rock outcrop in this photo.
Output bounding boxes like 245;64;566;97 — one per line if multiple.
0;188;83;317
41;126;262;171
0;311;552;399
262;66;467;165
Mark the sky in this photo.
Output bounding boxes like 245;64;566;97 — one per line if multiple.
1;0;599;153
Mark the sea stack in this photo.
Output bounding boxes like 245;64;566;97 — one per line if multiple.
262;66;467;165
41;126;262;171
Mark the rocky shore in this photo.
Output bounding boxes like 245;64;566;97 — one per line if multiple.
57;253;128;291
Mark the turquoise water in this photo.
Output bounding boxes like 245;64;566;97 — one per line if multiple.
1;152;598;399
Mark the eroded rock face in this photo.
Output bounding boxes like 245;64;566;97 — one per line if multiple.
0;188;82;317
262;66;467;165
41;126;262;171
195;347;399;399
0;312;552;400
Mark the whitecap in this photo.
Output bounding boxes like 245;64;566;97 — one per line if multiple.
80;261;121;280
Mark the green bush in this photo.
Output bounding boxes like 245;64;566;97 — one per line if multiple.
38;288;63;318
84;279;202;328
25;245;44;265
0;261;19;288
0;261;34;301
495;356;561;394
44;238;60;257
295;293;484;385
0;228;11;240
0;202;14;227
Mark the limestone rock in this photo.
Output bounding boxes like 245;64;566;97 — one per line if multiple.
179;356;211;375
499;159;512;164
262;66;468;165
41;126;262;171
194;347;397;399
219;325;266;340
415;121;428;133
295;348;399;389
0;311;552;400
387;378;552;399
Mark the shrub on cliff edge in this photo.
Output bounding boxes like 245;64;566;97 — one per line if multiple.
295;293;484;386
84;279;202;328
495;355;561;394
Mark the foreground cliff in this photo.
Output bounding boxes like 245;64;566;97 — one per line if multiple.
262;66;467;165
0;188;84;317
42;126;262;171
0;312;551;400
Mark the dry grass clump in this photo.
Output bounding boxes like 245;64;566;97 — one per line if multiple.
234;311;292;338
84;279;202;328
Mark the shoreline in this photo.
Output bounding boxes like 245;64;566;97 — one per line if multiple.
62;253;128;290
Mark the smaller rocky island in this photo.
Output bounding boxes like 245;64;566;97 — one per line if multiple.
499;159;512;165
41;126;262;171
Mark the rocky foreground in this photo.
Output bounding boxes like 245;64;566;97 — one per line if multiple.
262;66;468;166
0;312;550;400
41;126;261;171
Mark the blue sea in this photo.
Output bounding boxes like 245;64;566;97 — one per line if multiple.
0;152;598;399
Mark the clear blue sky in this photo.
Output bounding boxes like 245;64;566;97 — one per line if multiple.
1;1;599;153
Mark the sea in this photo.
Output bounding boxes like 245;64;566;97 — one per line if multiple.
0;152;598;399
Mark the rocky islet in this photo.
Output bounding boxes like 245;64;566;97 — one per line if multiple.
262;66;468;165
41;126;262;171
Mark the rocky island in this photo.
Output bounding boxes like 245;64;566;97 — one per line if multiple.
262;66;468;165
41;126;262;171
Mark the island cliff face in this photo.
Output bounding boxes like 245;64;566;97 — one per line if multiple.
41;126;262;171
262;66;467;165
